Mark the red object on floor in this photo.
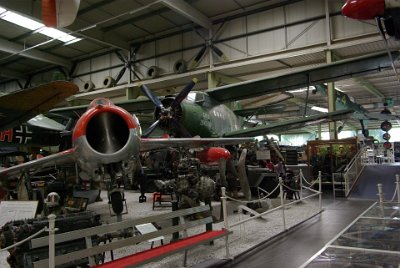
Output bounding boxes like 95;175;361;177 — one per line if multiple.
94;229;228;268
153;192;161;202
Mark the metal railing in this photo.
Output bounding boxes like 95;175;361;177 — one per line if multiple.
221;170;322;240
343;146;366;196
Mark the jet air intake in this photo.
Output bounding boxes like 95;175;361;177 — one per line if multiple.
86;112;130;154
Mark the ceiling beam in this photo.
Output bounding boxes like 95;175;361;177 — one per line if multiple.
161;0;211;29
333;52;384;98
352;77;385;98
0;37;71;68
0;68;28;80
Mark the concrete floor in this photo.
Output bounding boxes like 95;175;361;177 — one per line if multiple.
218;197;373;268
0;191;374;268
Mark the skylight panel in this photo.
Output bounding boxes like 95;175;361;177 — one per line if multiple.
1;11;44;31
0;7;82;45
39;27;76;42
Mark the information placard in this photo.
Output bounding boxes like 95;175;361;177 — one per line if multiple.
0;201;38;227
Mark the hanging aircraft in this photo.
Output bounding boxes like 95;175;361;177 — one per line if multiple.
0;97;252;214
313;84;400;135
342;0;400;39
0;81;78;147
50;51;399;139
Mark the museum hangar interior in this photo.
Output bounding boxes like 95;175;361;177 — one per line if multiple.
0;1;399;268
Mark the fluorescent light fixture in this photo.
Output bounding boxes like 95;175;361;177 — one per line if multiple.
287;88;309;93
0;7;81;44
311;106;328;113
1;11;43;30
39;27;77;42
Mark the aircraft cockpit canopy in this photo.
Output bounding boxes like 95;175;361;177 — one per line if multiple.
88;98;113;110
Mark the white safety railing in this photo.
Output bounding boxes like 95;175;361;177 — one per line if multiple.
343;146;366;196
221;170;323;243
0;214;57;268
377;174;400;204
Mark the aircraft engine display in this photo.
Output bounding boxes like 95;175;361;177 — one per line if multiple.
0;212;101;268
175;158;215;209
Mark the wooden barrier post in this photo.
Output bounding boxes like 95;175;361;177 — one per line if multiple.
171;201;180;242
221;187;230;258
318;171;322;212
279;177;286;231
47;214;56;268
299;169;303;199
377;183;385;217
396;174;400;203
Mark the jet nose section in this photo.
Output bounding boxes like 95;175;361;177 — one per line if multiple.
342;0;385;20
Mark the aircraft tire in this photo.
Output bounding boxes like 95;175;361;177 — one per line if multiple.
110;191;124;215
83;80;95;92
147;66;159;79
259;176;280;198
173;59;187;74
103;76;115;88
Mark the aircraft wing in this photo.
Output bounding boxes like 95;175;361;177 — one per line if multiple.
233;103;287;117
223;109;355;137
140;137;253;151
0;81;78;130
49;98;155;118
206;51;398;103
0;149;76;185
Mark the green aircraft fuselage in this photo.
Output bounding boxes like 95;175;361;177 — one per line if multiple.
168;91;242;137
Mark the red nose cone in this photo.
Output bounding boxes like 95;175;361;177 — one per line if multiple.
342;0;385;20
196;147;231;163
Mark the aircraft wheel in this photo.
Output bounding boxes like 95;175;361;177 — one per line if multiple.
173;59;187;74
83;81;95;92
259;176;280;198
147;66;159;79
139;195;147;203
103;76;115;88
110;191;124;215
384;17;395;37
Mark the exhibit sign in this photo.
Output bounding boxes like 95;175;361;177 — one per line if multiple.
0;201;38;227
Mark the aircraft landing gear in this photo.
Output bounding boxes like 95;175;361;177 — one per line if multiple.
108;189;128;221
139;195;147;203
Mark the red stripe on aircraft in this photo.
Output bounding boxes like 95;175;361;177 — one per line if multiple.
0;128;13;142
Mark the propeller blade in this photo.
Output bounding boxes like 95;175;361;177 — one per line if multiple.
131;44;141;57
114;67;126;84
376;17;400;82
142;120;160;138
171;118;191;137
211;45;228;61
115;50;127;63
140;84;163;108
170;78;198;108
190;45;207;68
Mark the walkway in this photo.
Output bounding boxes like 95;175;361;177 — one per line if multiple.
217;196;373;268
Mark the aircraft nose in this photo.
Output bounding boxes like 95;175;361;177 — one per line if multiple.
342;0;385;20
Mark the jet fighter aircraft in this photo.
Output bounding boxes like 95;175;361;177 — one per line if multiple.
0;98;252;214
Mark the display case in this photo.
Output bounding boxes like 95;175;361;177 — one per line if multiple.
307;138;358;183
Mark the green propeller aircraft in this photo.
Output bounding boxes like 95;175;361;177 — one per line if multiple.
50;50;399;139
313;84;400;135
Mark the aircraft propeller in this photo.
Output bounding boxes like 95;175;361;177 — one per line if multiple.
114;45;142;85
140;78;198;138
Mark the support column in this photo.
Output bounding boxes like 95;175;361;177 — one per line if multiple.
326;50;337;140
126;86;140;100
208;71;218;89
